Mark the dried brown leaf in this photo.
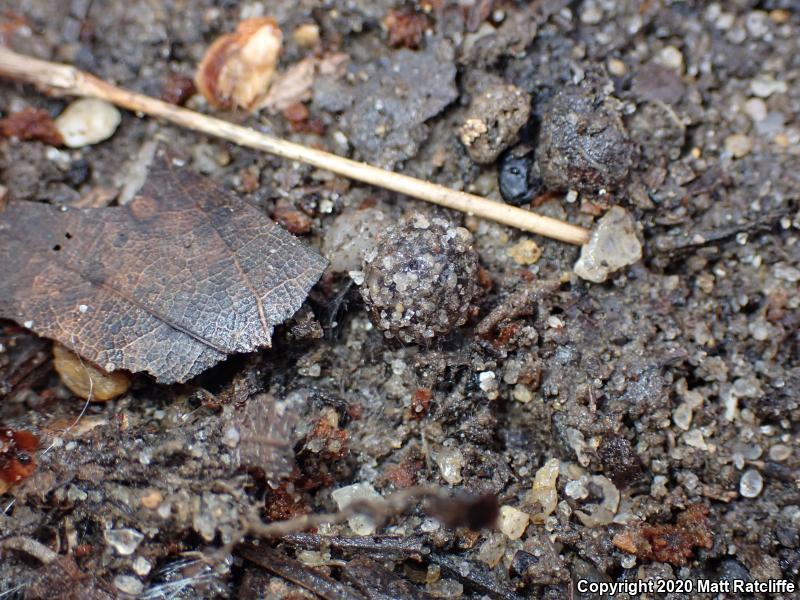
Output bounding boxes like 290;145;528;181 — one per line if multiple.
235;391;310;482
259;56;316;114
260;53;348;114
0;156;327;383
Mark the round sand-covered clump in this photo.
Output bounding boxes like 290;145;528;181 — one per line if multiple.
360;215;479;344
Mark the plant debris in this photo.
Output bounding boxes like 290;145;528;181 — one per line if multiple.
0;155;326;383
195;17;283;111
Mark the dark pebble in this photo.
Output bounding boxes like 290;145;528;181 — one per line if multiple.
510;551;539;577
498;147;542;206
598;435;643;487
777;523;799;549
538;86;634;193
717;559;752;583
64;159;91;188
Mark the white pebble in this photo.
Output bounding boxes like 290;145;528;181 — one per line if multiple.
656;45;684;73
673;402;693;431
133;556;152;576
574;207;642;283
769;444;792;462
331;483;382;535
739;469;763;498
104;528;144;556
750;77;787;98
113;575;143;596
683;429;708;450
477;533;507;567
55;99;121;148
434;446;465;485
579;2;603;25
565;479;588;500
221;426;240;448
621;554;637;569
744;98;767;122
724;134;753;158
745;11;769;38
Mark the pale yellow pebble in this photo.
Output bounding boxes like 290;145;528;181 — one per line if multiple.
293;23;320;48
140;490;164;509
530;458;560;523
608;59;627;77
770;9;790;24
774;132;789;148
512;384;532;403
55;98;121;148
656;45;684;73
724;133;752;158
507;239;542;265
498;506;530;540
744;97;767;122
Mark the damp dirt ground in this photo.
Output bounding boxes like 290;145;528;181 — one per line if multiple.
1;1;799;599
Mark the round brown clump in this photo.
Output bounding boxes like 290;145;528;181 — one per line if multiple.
359;215;479;344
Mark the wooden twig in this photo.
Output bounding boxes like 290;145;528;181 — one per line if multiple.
0;47;590;245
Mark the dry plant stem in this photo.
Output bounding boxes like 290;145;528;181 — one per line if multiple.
206;485;442;564
0;47;590;245
2;536;58;564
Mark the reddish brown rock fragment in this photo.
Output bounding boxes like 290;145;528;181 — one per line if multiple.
613;504;713;566
0;107;64;146
272;202;313;234
160;73;196;106
409;387;431;420
384;460;420;489
305;409;348;460
0;425;39;493
265;483;310;522
383;9;429;49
